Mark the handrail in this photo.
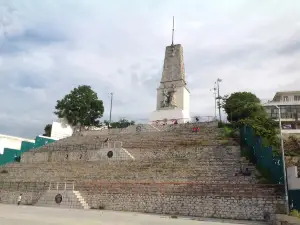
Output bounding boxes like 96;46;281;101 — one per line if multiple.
48;181;75;191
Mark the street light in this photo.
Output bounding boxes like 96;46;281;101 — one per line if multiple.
210;85;217;120
275;105;289;214
216;78;222;122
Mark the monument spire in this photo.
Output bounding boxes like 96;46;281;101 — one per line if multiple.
171;16;175;46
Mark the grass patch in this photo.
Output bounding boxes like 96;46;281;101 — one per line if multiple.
290;209;300;218
219;140;229;145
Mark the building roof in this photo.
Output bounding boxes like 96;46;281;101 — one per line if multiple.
273;91;300;100
0;134;35;143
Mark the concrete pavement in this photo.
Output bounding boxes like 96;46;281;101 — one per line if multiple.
0;204;267;225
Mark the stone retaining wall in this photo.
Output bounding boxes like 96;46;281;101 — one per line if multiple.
20;145;240;164
0;191;42;205
0;181;285;221
84;193;284;221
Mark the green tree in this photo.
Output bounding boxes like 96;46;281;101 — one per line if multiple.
222;92;262;122
222;91;279;146
43;124;52;137
54;85;104;128
104;119;135;128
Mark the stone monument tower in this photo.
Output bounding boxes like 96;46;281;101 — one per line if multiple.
149;18;191;124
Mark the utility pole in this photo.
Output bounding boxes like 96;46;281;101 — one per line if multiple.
109;93;113;127
210;85;217;119
275;105;289;214
216;78;222;122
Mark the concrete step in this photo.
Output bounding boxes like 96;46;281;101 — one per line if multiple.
35;190;84;209
73;190;90;209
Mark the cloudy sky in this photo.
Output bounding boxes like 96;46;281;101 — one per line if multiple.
0;0;300;138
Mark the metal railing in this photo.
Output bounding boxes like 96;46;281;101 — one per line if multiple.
149;116;216;125
74;117;218;136
48;181;75;191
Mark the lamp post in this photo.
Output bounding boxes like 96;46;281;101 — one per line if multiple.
275;105;289;214
216;78;222;122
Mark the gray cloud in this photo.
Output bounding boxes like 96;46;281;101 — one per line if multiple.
0;0;300;138
277;39;300;55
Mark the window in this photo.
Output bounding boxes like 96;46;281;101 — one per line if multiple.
265;107;271;113
275;97;281;102
294;96;300;101
283;96;289;101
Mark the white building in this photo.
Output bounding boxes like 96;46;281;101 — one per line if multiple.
0;134;35;154
263;91;300;131
50;119;74;140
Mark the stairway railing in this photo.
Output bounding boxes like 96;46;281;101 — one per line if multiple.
48;181;75;191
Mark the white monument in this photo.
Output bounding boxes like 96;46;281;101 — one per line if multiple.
149;18;191;124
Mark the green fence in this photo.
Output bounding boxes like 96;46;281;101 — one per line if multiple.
0;148;21;166
240;125;300;211
289;190;300;211
0;136;56;166
240;125;284;184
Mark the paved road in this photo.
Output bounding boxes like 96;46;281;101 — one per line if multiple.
0;204;266;225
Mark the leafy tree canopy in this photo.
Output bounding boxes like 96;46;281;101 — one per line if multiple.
239;116;279;145
54;85;104;127
222;92;263;122
222;91;279;146
104;119;135;129
43;124;52;137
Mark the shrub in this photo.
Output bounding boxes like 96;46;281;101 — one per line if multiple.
0;170;8;174
289;209;300;218
218;121;225;128
221;126;239;139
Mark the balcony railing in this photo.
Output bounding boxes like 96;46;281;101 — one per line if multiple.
269;113;300;120
264;101;300;106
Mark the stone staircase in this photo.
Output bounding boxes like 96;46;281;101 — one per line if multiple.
73;191;89;209
35;190;83;209
34;181;89;209
0;122;285;221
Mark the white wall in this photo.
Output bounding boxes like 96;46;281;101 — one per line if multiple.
51;121;73;140
0;134;34;154
182;86;190;112
282;129;300;134
287;166;300;190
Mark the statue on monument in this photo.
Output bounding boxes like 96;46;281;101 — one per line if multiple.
169;84;177;107
161;84;177;108
161;89;169;108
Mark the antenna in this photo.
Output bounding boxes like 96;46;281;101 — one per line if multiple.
171;16;175;46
